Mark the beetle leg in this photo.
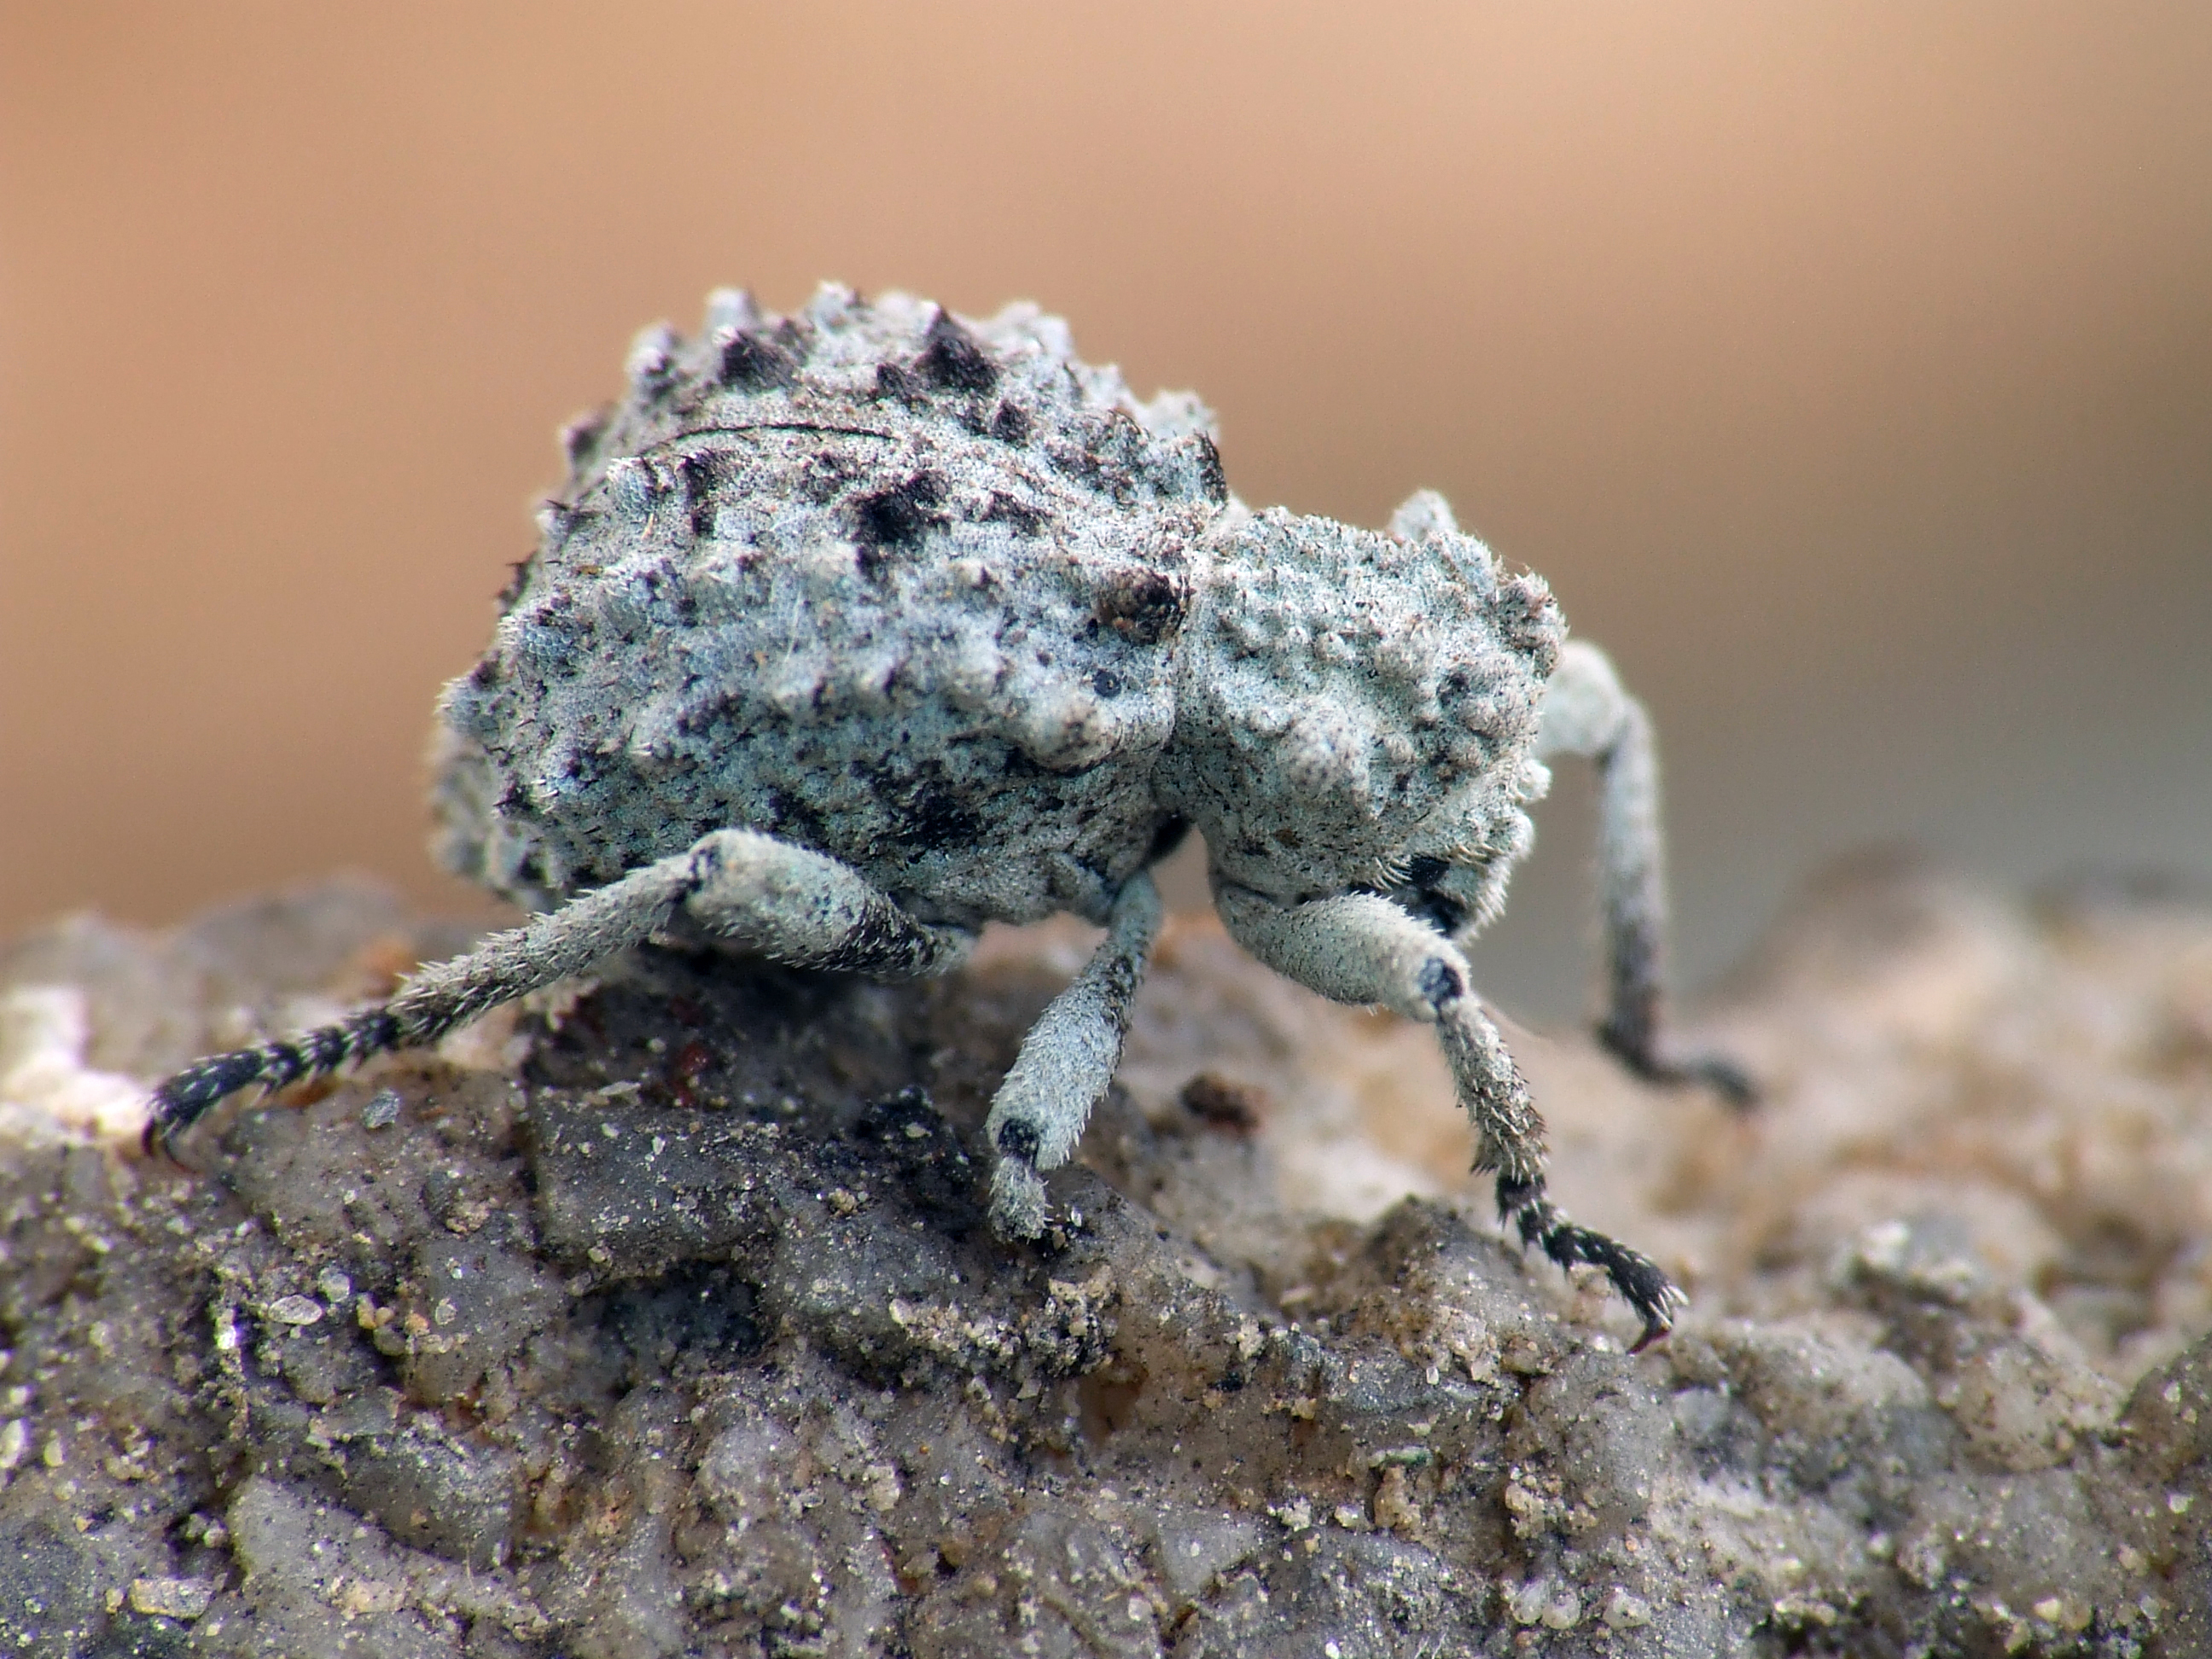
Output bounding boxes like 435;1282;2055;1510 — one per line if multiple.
676;829;972;979
1538;640;1755;1106
1213;879;1685;1347
144;829;971;1159
985;870;1161;1240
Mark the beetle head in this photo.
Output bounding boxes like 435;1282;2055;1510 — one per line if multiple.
1161;498;1560;909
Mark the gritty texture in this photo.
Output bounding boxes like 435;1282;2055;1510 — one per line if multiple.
438;286;1191;929
431;285;1548;932
3;855;2209;1656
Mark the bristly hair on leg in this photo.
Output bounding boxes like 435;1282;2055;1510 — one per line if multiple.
1495;1174;1686;1353
143;846;714;1161
143;1005;407;1160
143;830;978;1164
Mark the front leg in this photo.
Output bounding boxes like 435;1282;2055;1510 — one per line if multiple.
986;871;1162;1239
1214;881;1685;1348
148;829;972;1156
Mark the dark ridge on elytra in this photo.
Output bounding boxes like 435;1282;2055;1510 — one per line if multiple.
853;471;948;556
679;454;725;540
719;330;799;391
915;309;999;394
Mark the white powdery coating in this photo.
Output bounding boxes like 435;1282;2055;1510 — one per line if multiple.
432;282;1557;937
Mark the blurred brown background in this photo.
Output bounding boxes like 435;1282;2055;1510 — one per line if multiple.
3;3;2208;1023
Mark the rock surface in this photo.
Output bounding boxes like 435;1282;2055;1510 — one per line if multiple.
2;854;2208;1656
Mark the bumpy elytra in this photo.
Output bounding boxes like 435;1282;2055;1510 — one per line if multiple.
150;283;1750;1348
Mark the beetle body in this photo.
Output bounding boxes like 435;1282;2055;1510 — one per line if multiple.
151;284;1749;1347
435;284;1554;943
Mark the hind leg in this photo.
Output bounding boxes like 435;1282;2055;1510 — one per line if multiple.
1539;640;1754;1105
145;830;972;1155
1214;880;1685;1348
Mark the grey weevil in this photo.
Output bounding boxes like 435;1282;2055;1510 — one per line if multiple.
148;284;1750;1346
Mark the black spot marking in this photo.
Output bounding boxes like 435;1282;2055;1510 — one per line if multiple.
798;447;866;506
995;1119;1041;1162
991;401;1033;443
853;471;947;569
816;899;931;975
679;454;724;539
1091;668;1121;698
1418;957;1464;1010
1405;855;1450;890
771;317;810;358
901;782;982;853
855;757;986;854
719;330;798;391
1093;569;1186;645
916;309;998;393
1407;888;1468;936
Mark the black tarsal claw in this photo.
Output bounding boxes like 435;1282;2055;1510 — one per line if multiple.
141;1049;270;1160
1690;1054;1758;1110
1618;1264;1687;1353
1598;1024;1760;1113
1496;1175;1685;1350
